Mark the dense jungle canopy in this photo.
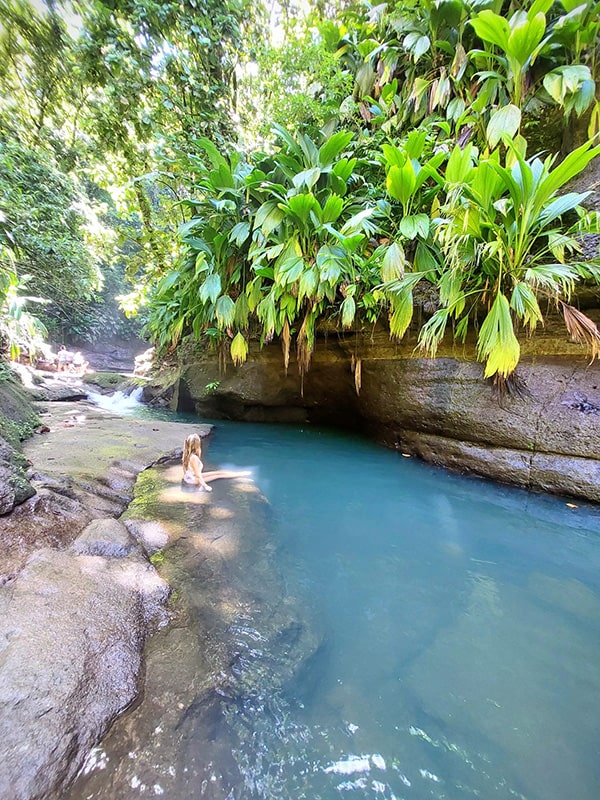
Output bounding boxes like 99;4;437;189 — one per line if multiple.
1;0;600;383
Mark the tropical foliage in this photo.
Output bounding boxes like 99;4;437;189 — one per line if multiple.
0;0;599;385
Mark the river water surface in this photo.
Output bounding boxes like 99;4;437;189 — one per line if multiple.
67;417;600;800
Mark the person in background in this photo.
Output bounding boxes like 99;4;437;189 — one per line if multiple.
57;345;68;372
73;351;88;375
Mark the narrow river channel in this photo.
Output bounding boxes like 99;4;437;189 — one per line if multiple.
65;414;600;800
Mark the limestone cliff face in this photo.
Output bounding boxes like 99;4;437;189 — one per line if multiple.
148;319;600;503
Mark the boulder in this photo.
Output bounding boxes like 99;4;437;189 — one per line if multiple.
0;521;169;800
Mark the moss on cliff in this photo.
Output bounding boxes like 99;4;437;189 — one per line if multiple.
0;365;39;514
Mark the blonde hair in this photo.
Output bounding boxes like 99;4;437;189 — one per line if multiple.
182;433;201;471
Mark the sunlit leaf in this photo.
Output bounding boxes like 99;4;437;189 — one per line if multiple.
386;162;416;206
341;295;356;328
230;332;248;366
486;104;521;149
381;242;406;282
318;131;354;166
477;292;520;378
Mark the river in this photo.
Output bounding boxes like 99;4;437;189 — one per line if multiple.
64;414;600;800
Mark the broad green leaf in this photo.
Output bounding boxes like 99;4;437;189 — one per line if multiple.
413;35;431;61
254;201;285;234
284;193;317;225
246;278;263;311
400;213;430;240
445;143;475;184
381;144;406;169
234;293;249;327
510;282;543;328
199;273;221;304
156;270;180;295
318;131;354;167
357;37;380;57
507;13;546;67
386;162;416;206
355;62;376;98
195;137;228;170
257;293;277;335
538;192;588;227
292;167;321;191
298;267;319;300
446;96;466;122
278;255;304;284
575;79;596;115
528;0;553;17
271;123;304;160
332;158;357;181
470;10;511;51
405;130;428;160
543;71;565;103
389;290;414;339
329;174;348;196
535;141;600;210
340;207;377;235
381;242;406;282
486;104;521;149
253;266;274;279
263;243;285;261
322;194;344;224
229;221;250;247
414;242;439;272
178;218;203;238
317;243;343;283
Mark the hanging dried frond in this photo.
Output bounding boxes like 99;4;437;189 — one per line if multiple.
560;301;600;363
490;370;530;398
354;358;362;395
296;309;315;379
281;318;291;374
218;339;227;375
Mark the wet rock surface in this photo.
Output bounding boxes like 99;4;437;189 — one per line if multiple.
62;462;322;800
0;399;213;800
0;530;169;800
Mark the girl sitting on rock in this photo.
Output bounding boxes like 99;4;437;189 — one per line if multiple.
182;433;212;490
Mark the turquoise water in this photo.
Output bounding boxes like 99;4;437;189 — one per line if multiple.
69;413;600;800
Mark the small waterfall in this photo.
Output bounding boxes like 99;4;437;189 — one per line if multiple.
87;386;144;414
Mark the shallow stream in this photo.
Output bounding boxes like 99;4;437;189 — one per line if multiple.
66;417;600;800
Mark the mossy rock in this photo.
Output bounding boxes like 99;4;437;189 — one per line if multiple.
82;371;134;394
0;373;40;449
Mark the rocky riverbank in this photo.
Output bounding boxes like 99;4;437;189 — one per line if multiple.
0;393;212;800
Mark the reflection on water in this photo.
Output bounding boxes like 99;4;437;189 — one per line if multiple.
65;421;600;800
